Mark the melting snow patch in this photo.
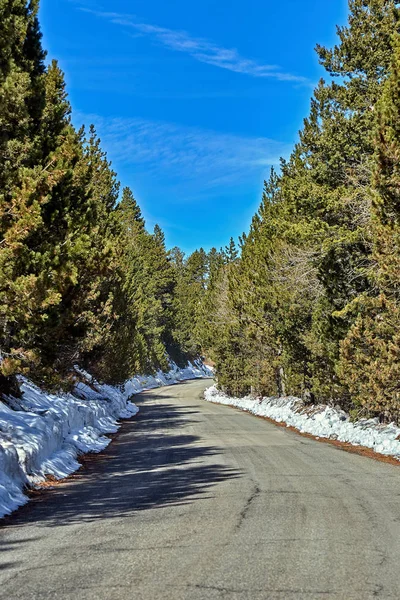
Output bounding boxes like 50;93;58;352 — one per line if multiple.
204;386;400;461
0;360;212;518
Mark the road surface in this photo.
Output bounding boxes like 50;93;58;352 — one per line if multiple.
1;379;400;599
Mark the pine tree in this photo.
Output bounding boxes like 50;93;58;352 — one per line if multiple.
153;224;165;246
115;188;177;373
0;11;74;377
118;186;144;229
224;238;238;263
0;1;206;388
0;0;46;195
0;51;121;383
171;248;208;359
200;2;400;406
278;0;400;402
338;35;400;420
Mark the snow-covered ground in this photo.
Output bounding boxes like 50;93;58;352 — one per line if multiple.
205;385;400;461
0;361;212;518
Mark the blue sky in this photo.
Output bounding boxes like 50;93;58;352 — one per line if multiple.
39;0;348;254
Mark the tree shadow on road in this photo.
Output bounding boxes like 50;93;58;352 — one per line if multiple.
1;392;241;529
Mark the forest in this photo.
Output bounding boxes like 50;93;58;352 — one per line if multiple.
2;0;400;423
0;0;217;392
193;0;400;422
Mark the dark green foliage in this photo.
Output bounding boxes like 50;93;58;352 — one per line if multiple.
199;1;400;422
338;34;400;419
111;187;178;376
171;248;208;359
5;0;400;421
0;1;199;389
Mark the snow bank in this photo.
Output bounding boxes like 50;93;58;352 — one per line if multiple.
123;360;213;398
205;386;400;461
0;360;212;518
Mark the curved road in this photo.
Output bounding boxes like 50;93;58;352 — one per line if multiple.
1;379;400;599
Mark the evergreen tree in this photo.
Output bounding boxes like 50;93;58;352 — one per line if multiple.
338;35;400;420
0;1;205;390
200;2;400;408
0;0;46;194
0;0;46;374
115;188;177;373
153;224;165;246
276;0;400;402
0;28;121;382
224;238;239;263
171;248;208;359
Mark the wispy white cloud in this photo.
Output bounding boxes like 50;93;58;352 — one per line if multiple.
76;113;291;195
57;56;268;98
79;7;309;84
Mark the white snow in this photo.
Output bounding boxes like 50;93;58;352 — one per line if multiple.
122;360;213;399
204;385;400;461
0;360;212;518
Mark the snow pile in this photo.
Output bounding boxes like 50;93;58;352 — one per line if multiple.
0;361;212;518
0;376;138;518
123;360;213;398
205;385;400;461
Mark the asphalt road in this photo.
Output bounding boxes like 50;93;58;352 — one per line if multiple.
1;379;400;599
